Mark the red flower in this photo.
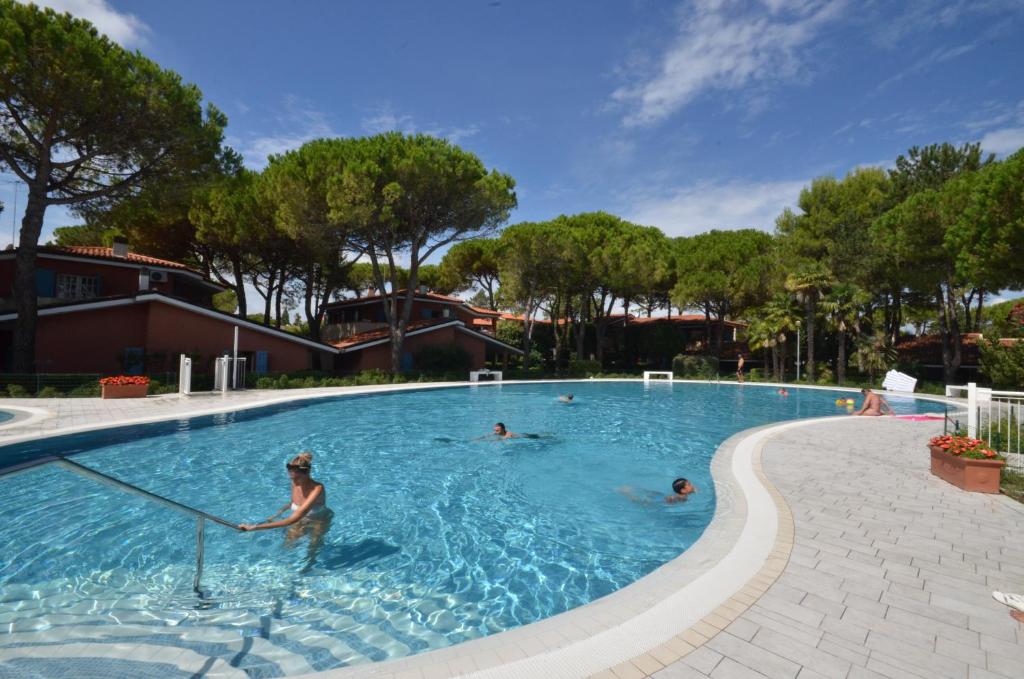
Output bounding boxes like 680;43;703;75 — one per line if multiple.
99;375;151;386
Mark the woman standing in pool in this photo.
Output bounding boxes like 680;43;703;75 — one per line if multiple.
239;452;332;542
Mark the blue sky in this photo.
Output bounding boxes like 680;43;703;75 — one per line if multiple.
3;0;1024;264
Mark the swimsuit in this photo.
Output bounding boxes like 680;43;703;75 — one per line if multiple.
292;502;332;519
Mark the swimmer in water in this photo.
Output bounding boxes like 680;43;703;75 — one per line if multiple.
777;388;789;396
666;477;697;504
492;422;519;439
558;393;574;403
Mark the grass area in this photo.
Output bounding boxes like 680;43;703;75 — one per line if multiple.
1001;467;1024;504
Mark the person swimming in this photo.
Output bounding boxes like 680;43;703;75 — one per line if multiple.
666;477;697;504
777;388;789;396
492;422;518;439
558;394;574;403
618;477;698;505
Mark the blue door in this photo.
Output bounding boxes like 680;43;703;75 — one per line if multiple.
400;352;414;372
255;351;269;374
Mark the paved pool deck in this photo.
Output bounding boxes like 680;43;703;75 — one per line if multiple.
0;384;1021;679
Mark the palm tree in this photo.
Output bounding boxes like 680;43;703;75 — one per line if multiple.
745;316;777;380
761;293;802;382
820;283;869;385
785;263;834;382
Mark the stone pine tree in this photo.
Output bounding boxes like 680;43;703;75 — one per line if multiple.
0;1;224;372
329;133;516;374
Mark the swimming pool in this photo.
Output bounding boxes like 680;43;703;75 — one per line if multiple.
0;383;936;676
0;410;12;425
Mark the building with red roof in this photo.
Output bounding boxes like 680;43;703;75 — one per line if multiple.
0;244;335;375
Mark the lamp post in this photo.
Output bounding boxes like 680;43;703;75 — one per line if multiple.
796;321;801;383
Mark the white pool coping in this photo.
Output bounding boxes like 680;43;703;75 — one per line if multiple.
0;380;958;678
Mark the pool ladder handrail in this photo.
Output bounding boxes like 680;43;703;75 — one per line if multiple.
2;455;240;594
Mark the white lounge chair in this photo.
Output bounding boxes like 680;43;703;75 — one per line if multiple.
882;369;917;393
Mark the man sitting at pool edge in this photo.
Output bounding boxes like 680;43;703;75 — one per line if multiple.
666;478;697;504
853;388;893;416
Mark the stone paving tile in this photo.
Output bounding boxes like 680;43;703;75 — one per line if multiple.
655;419;1023;679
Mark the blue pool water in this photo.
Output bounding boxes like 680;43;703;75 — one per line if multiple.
0;383;937;673
0;410;12;425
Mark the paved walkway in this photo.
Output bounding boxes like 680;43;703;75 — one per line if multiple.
642;417;1024;679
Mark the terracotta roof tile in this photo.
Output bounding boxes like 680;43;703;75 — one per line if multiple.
45;246;196;271
328;318;455;350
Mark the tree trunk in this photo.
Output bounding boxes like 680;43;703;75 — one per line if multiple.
805;295;816;382
11;189;48;373
937;282;962;386
975;289;985;331
274;277;284;328
837;328;846;385
703;302;712;353
779;335;788;382
231;257;247;319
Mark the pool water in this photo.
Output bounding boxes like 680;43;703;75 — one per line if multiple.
0;411;12;425
0;383;936;675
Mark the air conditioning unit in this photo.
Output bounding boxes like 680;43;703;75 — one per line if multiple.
149;271;168;283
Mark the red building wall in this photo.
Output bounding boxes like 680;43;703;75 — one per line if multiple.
144;303;318;373
25;301;321;374
339;325;488;372
34;304;150;374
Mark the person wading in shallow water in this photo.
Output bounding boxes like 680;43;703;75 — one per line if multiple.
239;452;333;563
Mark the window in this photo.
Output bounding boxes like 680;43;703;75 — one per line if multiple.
55;274;99;300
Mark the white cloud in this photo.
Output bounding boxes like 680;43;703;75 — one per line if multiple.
24;0;149;47
626;178;808;236
980;127;1024;156
229;96;337;168
612;0;847;127
874;43;976;92
360;103;482;146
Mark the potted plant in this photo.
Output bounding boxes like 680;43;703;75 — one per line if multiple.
99;375;150;399
928;434;1005;493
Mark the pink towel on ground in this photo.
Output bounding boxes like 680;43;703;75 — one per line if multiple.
894;414;945;421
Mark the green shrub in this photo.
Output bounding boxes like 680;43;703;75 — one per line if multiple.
413;344;471;374
672;354;719;379
815;364;835;385
35;386;63;398
747;368;764;382
67;382;100;397
980;339;1024;389
568;359;601;376
6;384;29;398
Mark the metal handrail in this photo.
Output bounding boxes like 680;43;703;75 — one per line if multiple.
54;458;240;531
1;455;239;593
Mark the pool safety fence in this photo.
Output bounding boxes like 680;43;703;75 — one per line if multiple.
946;382;1024;473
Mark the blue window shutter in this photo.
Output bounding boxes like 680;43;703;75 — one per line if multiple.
421;307;432;320
94;274;103;295
35;269;56;297
255;351;269;374
401;352;414;372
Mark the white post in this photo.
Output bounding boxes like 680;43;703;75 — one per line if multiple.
232;326;239;390
178;354;192;396
967;382;977;437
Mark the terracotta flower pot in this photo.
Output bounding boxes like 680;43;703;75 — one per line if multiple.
928;445;1005;493
101;383;149;399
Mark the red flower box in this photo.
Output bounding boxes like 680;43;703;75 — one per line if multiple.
99;375;150;399
927;435;1005;493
